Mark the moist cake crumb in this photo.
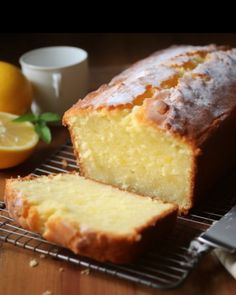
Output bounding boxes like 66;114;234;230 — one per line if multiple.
29;259;38;267
61;159;68;168
40;254;46;259
80;268;90;275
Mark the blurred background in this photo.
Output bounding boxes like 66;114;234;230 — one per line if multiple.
1;33;236;67
1;33;234;91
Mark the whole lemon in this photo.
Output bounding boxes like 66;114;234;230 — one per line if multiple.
0;61;32;115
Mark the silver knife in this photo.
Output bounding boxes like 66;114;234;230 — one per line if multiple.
198;205;236;252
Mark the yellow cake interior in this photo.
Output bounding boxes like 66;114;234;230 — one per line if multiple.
67;107;194;211
11;173;175;235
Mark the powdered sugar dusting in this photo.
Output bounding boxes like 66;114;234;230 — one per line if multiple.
145;48;236;142
15;192;23;207
75;45;236;143
78;45;217;108
107;83;145;105
112;45;209;83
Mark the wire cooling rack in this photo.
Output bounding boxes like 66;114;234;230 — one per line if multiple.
1;142;236;290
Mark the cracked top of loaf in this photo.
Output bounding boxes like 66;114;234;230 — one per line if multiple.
64;45;236;146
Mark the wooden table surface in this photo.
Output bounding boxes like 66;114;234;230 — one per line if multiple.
1;34;236;295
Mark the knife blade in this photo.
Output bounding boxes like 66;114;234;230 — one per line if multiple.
198;205;236;253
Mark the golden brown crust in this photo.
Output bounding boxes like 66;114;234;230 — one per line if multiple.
4;175;178;264
43;209;177;263
65;123;87;176
63;44;236;146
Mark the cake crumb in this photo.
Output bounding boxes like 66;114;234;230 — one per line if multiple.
121;184;129;190
40;254;46;259
59;267;64;272
29;259;38;267
61;159;68;168
80;268;90;275
42;291;52;295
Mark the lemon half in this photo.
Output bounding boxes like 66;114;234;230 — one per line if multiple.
0;112;39;169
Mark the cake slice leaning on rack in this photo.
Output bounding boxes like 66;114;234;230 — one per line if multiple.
4;173;177;264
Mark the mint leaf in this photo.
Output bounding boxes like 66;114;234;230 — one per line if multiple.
12;112;59;144
13;113;38;123
35;122;52;144
39;112;61;123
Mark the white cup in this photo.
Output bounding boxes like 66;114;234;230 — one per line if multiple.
19;46;88;116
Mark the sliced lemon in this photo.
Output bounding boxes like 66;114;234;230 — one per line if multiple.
0;112;39;169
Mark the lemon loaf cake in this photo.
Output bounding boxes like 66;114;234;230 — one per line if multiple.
5;173;177;263
63;45;236;213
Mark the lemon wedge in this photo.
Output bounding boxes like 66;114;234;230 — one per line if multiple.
0;112;39;169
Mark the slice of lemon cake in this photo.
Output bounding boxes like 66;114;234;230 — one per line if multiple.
63;45;236;213
5;173;177;263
